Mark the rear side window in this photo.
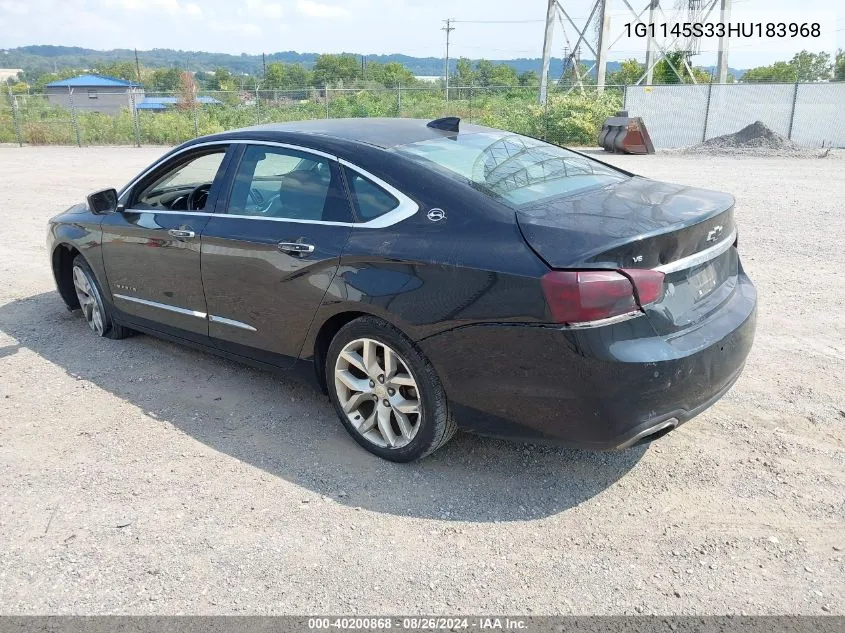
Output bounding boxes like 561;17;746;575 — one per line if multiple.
227;145;352;223
343;167;399;222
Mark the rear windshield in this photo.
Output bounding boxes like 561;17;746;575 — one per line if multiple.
395;132;626;206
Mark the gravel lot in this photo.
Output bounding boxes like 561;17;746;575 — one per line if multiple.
0;146;843;615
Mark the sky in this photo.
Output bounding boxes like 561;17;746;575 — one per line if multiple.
0;0;842;69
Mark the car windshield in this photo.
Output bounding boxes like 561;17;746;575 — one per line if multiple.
395;132;626;206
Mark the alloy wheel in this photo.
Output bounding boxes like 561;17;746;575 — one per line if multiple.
72;265;105;336
333;337;421;449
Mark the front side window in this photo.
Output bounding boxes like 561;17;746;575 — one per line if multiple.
343;168;400;221
133;149;227;211
395;132;626;207
227;145;351;222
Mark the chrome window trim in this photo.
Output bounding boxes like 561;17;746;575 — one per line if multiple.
654;229;737;275
208;314;257;332
113;293;207;318
337;158;419;228
119;139;418;228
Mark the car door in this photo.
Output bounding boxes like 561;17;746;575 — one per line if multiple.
101;144;234;341
200;143;354;367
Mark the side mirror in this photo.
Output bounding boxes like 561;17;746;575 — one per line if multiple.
87;188;119;215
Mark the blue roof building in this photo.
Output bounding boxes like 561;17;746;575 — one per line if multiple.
44;74;144;114
45;74;142;88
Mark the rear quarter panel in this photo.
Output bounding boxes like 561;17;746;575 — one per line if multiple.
299;148;551;358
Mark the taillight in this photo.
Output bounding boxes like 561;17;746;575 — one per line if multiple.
540;269;665;324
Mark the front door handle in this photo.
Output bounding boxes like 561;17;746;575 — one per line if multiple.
168;229;196;239
278;241;316;255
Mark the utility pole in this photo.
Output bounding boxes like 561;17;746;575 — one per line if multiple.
262;52;267;80
361;55;366;79
442;18;455;102
595;0;611;94
715;0;731;83
645;0;658;84
134;48;141;84
538;0;556;105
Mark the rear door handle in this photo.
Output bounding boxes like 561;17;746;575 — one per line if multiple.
278;241;316;255
168;229;196;239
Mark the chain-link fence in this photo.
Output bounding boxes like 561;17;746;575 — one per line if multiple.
624;82;845;148
1;84;625;148
3;82;843;149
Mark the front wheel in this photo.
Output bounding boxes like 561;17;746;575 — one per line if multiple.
326;316;456;462
71;255;131;340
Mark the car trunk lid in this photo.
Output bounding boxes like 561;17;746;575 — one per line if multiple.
518;177;738;334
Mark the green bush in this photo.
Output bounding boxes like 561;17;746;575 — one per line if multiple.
3;88;623;147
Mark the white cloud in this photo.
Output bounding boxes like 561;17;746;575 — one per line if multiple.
0;0;29;14
100;0;200;16
244;0;283;19
296;0;349;18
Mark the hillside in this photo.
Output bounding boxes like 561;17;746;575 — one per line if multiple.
2;45;609;78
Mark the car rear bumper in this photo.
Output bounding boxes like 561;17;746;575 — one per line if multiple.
418;270;757;449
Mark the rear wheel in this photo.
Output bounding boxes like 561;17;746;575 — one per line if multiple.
326;316;456;462
71;255;131;340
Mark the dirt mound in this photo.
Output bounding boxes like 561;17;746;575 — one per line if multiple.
700;121;798;151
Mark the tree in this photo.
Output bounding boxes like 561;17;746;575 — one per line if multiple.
92;61;138;81
454;58;475;87
264;62;288;89
607;58;645;85
475;59;494;86
489;64;518;87
312;54;360;87
518;70;539;87
210;67;237;91
366;61;415;87
147;67;182;92
558;61;594;88
742;61;795;83
789;50;832;82
177;71;196;110
653;51;687;84
835;49;845;82
743;51;833;83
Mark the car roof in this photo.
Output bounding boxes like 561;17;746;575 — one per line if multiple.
229;117;499;149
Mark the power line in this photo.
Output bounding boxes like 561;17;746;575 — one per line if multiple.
452;19;546;24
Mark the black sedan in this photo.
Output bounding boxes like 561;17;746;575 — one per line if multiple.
48;117;756;462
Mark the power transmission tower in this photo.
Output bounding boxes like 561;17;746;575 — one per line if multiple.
134;48;141;83
538;0;556;104
715;0;732;83
442;18;455;102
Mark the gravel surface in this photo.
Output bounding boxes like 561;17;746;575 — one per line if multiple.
0;146;843;615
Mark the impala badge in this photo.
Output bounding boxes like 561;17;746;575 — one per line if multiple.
706;225;724;242
427;208;446;222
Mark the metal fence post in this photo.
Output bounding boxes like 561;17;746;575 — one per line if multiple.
468;84;473;124
255;87;260;125
8;88;23;147
192;98;200;138
325;88;330;119
702;82;714;142
68;86;81;147
129;88;141;147
396;83;401;116
787;81;799;140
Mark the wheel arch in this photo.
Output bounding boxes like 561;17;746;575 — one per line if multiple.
52;243;82;310
307;306;423;394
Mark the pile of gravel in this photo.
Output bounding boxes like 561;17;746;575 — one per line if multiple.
676;120;830;157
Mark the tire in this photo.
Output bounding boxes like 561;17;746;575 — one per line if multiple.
71;255;131;340
326;315;456;462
